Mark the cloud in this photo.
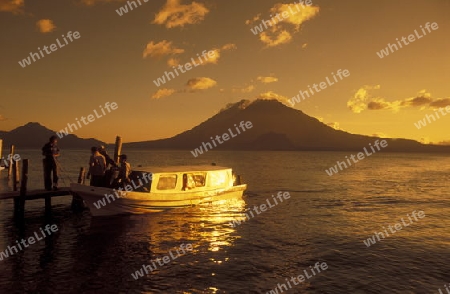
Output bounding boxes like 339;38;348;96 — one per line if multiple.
326;122;341;130
435;140;450;146
186;77;217;91
257;76;278;84
273;2;320;28
200;44;235;65
372;132;389;138
419;137;431;144
314;116;342;131
245;14;261;25
0;0;24;14
36;19;56;33
202;49;220;64
153;0;209;28
0;114;7;121
248;1;320;47
348;86;450;113
221;43;237;51
429;98;450;108
143;40;184;59
260;30;293;47
182;43;235;67
255;91;289;104
347;85;381;113
232;85;255;93
151;88;176;99
367;98;402;112
167;57;180;67
79;0;124;5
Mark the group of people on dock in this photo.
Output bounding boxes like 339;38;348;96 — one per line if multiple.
42;136;131;191
86;146;131;188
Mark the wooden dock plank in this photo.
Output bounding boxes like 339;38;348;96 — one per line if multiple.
0;187;72;201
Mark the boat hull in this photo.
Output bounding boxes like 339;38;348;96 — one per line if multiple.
70;183;247;217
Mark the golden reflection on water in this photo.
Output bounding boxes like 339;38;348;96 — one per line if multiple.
131;197;247;255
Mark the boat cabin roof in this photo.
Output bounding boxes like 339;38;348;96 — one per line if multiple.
136;165;231;174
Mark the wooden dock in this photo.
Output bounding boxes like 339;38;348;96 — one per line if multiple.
0;187;72;201
0;136;123;223
0;158;86;221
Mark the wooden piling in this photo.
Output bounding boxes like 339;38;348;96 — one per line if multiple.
78;167;86;184
71;167;86;210
113;136;122;165
12;159;20;191
14;159;28;220
45;195;52;215
7;145;14;179
43;160;52;215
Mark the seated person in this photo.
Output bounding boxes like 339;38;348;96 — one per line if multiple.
182;174;196;190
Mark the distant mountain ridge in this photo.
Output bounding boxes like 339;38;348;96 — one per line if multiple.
1;100;449;153
124;99;450;153
0;122;105;149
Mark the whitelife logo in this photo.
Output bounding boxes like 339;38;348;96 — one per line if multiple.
0;224;58;261
18;31;81;68
229;192;290;228
92;173;152;209
376;22;439;59
0;153;21;168
325;139;388;176
363;210;425;247
250;0;313;35
190;121;253;158
116;0;148;16
131;243;193;280
289;69;350;106
266;261;328;294
56;102;118;138
153;50;216;87
414;106;450;129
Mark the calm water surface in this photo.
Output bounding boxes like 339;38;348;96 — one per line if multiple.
0;150;449;293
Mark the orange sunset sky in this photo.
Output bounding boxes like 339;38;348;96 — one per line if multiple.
0;0;449;144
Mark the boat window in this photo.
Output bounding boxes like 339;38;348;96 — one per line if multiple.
182;173;206;190
157;174;177;190
208;171;228;187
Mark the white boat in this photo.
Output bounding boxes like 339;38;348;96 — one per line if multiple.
70;165;247;216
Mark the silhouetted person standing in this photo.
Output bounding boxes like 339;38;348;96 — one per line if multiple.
98;146;116;169
98;145;117;187
87;147;106;187
42;135;60;191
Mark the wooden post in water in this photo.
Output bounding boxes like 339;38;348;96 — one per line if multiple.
78;167;86;184
44;158;52;215
45;194;52;215
14;159;28;221
7;145;14;179
0;139;2;167
71;167;86;210
113;136;122;165
12;159;20;191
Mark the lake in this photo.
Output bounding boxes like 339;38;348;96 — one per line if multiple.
0;150;449;293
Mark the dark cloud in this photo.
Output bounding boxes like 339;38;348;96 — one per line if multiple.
349;87;450;113
429;98;450;108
